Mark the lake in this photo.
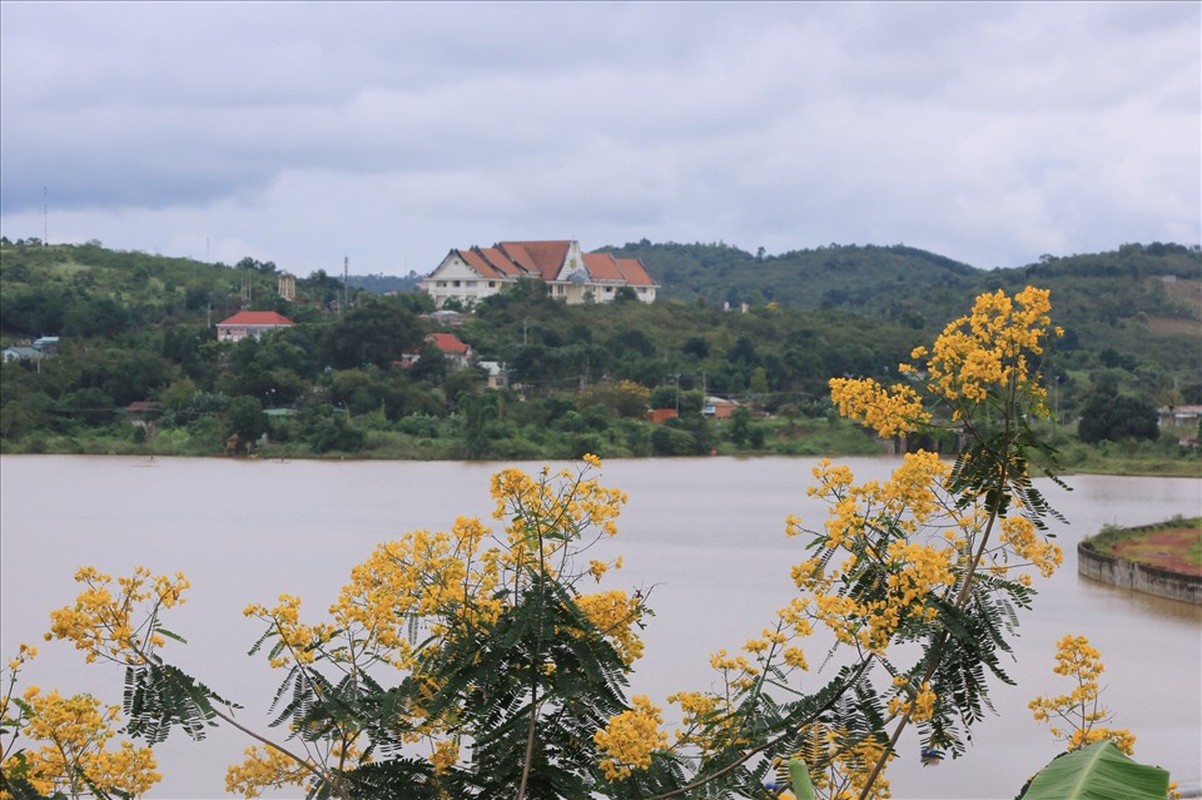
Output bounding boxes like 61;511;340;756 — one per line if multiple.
2;454;1199;798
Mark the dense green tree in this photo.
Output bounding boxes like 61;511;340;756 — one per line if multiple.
650;423;697;455
224;395;267;444
727;405;752;447
320;295;422;369
1076;389;1159;444
60;386;116;427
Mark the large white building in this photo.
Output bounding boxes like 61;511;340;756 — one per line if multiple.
420;240;658;308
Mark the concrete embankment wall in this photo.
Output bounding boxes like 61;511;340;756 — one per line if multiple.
1077;541;1202;605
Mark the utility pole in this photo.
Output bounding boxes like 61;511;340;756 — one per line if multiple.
343;256;350;315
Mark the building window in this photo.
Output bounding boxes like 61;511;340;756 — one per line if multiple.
489;281;496;288
453;280;461;287
437;281;446;288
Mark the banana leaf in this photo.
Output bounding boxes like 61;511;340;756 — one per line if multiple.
1021;740;1170;800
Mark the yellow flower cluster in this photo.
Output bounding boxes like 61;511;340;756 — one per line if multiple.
46;566;189;665
5;641;36;673
831;287;1059;438
3;687;160;798
594;695;668;780
428;738;459;773
576;590;646;666
1029;635;1135;756
886;679;938;723
490;457;627;574
225;745;310;797
243;593;337;668
907;285;1058;410
997;515;1063;581
829;377;930;438
794;722;894;800
791;455;957;654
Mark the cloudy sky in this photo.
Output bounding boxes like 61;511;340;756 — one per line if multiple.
1;2;1198;277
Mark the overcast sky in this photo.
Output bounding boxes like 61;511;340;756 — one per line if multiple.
1;2;1198;277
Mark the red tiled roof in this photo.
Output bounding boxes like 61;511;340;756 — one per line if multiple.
499;241;571;281
580;253;657;286
615;257;657;287
459;248;504;279
218;311;294;326
582;252;624;281
427;332;470;355
477;247;528;277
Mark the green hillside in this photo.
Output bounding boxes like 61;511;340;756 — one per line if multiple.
1;236;1198;466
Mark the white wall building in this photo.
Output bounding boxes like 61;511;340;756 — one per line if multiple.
420;240;658;308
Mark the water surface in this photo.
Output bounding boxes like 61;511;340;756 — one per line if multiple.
2;455;1199;798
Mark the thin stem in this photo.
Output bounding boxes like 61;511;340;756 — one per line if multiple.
516;524;548;800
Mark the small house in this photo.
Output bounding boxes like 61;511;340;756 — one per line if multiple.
216;311;295;342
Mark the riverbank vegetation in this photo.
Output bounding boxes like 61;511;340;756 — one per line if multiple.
1;287;1183;799
2;239;1199;477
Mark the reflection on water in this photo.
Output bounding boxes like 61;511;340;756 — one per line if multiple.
2;455;1199;799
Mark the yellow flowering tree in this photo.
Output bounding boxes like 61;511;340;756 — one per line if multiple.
633;286;1071;798
1;644;160;799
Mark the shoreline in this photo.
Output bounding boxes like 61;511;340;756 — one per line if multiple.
1;446;1200;479
1078;519;1202;605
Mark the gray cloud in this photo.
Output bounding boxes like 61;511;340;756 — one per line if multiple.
1;1;1197;275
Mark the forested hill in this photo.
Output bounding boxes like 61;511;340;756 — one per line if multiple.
601;239;1202;373
601;239;1201;323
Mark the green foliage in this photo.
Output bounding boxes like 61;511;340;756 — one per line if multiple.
224;395;266;444
1076;389;1159;444
1017;741;1170;800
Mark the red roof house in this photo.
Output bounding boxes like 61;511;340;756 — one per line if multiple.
216;311;295;342
398;333;474;369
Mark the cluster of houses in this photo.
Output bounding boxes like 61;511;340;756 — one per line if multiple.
1;336;59;368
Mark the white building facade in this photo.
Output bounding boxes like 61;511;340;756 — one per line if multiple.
420;240;658;308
